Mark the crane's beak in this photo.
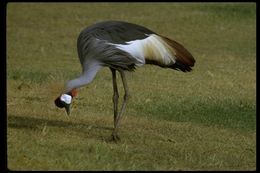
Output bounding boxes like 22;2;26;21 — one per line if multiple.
64;103;71;116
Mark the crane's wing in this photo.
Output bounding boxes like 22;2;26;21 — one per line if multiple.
81;20;156;44
78;21;195;72
77;21;156;71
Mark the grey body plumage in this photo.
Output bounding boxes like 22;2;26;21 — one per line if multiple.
77;21;155;71
55;20;195;141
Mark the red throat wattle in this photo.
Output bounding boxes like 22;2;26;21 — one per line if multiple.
70;88;77;97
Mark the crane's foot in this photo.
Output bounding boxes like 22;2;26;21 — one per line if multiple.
110;132;121;142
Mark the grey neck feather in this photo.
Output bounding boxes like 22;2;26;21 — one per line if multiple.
64;61;102;93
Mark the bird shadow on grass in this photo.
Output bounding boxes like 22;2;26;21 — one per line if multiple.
7;114;114;141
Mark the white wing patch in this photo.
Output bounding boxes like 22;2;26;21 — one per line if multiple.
107;34;176;66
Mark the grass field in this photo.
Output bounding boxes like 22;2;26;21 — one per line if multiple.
7;3;256;170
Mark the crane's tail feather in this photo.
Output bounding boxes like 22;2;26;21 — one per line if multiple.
160;35;195;72
144;34;195;72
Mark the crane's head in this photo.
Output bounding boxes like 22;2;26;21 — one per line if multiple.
54;89;77;115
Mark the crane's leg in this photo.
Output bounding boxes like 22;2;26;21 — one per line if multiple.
111;70;130;141
118;70;130;121
110;68;119;128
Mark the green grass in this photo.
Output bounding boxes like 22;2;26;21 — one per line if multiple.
7;2;256;170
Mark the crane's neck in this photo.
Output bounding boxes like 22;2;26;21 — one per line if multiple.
63;62;101;94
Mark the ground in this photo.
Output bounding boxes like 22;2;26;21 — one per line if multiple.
7;3;256;170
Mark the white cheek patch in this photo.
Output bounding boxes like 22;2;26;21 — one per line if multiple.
60;94;72;104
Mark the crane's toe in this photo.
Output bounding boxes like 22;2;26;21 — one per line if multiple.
111;132;121;142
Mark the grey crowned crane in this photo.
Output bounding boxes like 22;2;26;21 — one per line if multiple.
55;20;195;141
